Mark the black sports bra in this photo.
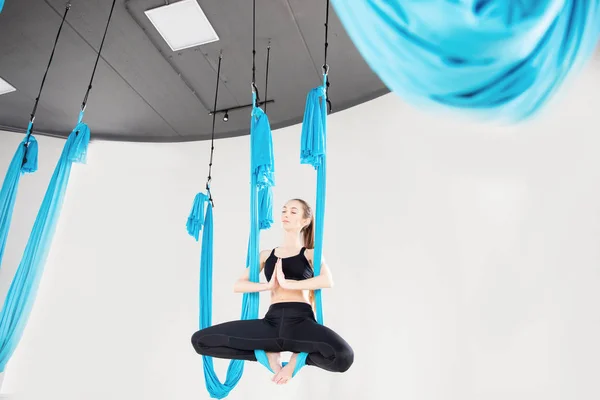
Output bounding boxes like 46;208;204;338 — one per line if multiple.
264;247;314;282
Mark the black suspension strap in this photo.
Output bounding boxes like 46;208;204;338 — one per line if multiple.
80;0;117;114
26;2;71;143
251;0;260;107
263;42;271;113
323;0;332;113
205;52;223;207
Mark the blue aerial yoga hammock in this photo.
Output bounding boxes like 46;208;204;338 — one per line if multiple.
0;1;5;13
0;0;112;373
187;95;278;399
298;77;328;327
188;79;329;397
330;0;600;122
0;120;89;372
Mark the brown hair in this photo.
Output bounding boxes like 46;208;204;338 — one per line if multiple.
290;198;316;309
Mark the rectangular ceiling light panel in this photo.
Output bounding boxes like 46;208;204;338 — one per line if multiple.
0;77;16;96
145;0;219;51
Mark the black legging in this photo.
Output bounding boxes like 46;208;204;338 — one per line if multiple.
191;302;354;373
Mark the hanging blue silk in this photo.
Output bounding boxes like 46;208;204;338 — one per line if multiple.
0;122;89;372
190;95;278;398
288;79;329;375
331;0;600;122
190;82;331;394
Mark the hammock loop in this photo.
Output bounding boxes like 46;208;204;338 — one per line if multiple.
205;179;213;207
251;83;260;107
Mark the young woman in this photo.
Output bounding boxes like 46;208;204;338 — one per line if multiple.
191;198;354;384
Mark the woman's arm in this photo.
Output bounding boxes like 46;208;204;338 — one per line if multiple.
276;250;334;290
233;249;273;293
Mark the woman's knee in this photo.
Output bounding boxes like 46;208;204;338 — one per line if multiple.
335;345;354;372
191;328;219;352
191;330;207;352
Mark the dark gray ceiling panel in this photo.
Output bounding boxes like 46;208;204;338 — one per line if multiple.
0;0;388;142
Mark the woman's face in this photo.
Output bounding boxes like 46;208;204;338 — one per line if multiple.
281;200;308;232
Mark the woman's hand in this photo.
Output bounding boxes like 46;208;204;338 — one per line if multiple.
276;258;292;289
267;266;278;290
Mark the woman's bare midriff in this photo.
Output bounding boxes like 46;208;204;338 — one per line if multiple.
270;286;310;305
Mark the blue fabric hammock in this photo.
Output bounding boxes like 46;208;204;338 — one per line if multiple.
0;1;4;13
331;0;600;122
188;85;328;397
187;97;276;399
0;123;38;269
299;79;328;326
0;115;89;372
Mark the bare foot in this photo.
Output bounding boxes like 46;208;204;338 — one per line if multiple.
273;353;298;384
266;352;282;375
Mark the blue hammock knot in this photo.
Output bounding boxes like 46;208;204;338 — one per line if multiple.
67;122;91;164
250;106;275;190
187;192;208;241
20;120;39;173
300;86;327;169
20;136;38;174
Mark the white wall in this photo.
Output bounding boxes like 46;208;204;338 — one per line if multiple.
1;65;600;400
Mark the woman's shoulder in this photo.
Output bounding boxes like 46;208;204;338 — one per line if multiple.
303;248;325;264
260;248;274;262
303;248;314;262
